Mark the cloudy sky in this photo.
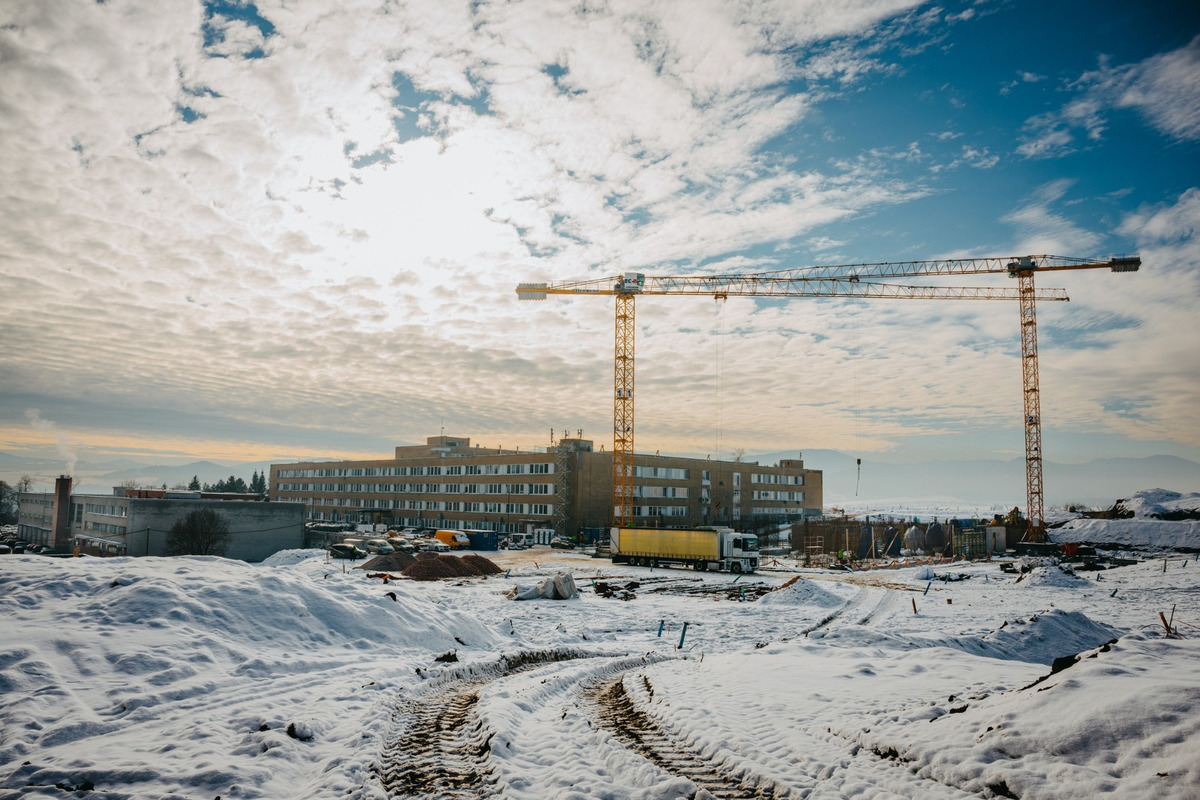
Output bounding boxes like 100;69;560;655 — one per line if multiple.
2;0;1198;475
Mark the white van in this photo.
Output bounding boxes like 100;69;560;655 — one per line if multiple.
506;533;533;550
365;538;395;554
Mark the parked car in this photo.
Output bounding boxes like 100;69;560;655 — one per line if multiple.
549;536;575;549
328;543;365;559
364;538;395;554
394;540;417;553
422;539;450;553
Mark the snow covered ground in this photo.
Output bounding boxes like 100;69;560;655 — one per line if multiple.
2;512;1198;798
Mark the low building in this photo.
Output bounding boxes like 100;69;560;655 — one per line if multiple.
270;434;823;536
17;477;304;561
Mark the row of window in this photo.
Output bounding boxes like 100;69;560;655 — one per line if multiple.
751;490;805;502
276;482;555;495
751;507;810;517
633;466;690;480
308;514;532;533
86;521;127;535
622;505;690;517
294;498;554;516
277;463;554;479
751;473;804;486
634;486;688;498
84;503;129;517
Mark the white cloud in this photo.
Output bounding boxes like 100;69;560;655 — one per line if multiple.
1000;179;1105;255
1018;35;1200;158
0;0;1191;472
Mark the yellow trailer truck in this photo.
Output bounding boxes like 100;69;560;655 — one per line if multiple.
610;526;759;573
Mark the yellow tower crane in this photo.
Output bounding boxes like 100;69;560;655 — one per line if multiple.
517;254;1140;537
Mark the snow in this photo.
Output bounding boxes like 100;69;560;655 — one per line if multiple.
2;515;1199;799
1117;489;1200;519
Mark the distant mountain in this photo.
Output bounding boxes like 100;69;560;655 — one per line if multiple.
750;449;1200;510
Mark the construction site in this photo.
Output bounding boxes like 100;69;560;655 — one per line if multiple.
517;253;1143;553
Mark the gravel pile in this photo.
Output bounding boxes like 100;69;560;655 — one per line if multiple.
358;552;417;572
461;554;504;575
400;553;502;581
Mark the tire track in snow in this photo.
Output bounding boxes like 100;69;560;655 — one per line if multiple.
590;674;779;799
798;586;896;636
610;665;982;800
376;649;675;798
377;682;491;798
376;649;589;798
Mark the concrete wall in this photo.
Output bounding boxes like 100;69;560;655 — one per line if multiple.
127;499;304;562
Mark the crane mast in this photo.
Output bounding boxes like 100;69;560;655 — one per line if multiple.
517;254;1139;533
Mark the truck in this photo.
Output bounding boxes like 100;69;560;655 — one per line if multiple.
610;526;759;573
432;529;472;550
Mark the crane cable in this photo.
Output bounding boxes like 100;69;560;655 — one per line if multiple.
854;303;863;496
714;297;725;463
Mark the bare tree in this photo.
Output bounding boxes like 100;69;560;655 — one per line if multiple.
165;509;232;556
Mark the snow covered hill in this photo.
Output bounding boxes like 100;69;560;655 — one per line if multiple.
1;513;1197;798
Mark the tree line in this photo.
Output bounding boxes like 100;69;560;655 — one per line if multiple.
186;470;268;497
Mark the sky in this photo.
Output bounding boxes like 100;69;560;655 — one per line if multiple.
2;0;1199;479
2;503;1199;797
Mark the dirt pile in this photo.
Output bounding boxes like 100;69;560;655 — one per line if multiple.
461;553;504;575
401;553;502;581
358;552;417;572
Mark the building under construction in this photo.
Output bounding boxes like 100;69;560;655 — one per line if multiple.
270;435;823;536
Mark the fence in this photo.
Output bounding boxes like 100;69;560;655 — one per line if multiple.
789;518;987;563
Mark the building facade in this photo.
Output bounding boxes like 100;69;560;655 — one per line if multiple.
270;435;823;535
17;477;305;561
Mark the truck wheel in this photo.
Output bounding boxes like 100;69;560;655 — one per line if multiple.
731;562;742;574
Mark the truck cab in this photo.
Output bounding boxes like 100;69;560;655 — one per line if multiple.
724;531;759;571
433;529;471;550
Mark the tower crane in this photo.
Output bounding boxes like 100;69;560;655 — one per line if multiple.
517;254;1140;538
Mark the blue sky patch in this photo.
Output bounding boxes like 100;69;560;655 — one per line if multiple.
203;0;275;58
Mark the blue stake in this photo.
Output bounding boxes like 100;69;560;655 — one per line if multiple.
924;581;931;596
734;573;743;583
658;620;665;637
1111;588;1118;597
678;622;689;649
505;569;511;578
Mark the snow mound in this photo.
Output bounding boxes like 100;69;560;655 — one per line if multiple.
977;609;1119;665
1014;565;1083;588
259;548;326;567
1052;518;1200;552
759;577;844;608
1118;489;1200;519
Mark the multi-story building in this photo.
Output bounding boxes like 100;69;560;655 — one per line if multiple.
17;477;304;561
270;434;822;535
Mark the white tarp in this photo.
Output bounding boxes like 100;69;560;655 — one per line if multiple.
509;572;579;600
